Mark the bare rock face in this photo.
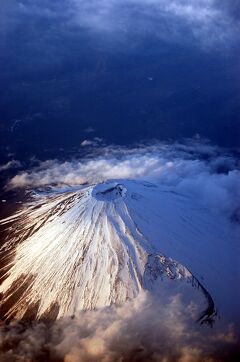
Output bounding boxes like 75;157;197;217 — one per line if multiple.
93;182;127;201
0;180;217;322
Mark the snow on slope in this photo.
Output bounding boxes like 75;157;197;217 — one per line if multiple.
1;177;237;323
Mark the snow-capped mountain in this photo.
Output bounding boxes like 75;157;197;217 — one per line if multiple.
0;179;236;323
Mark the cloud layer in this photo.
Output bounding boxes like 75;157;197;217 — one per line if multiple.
71;0;239;45
0;291;239;362
7;142;240;218
2;0;239;48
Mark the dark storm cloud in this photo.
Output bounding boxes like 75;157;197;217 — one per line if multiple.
0;1;66;32
1;0;239;48
219;0;240;20
64;0;240;47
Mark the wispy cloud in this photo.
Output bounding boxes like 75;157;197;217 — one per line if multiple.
0;160;21;172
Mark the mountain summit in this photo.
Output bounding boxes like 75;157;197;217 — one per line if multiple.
0;180;221;322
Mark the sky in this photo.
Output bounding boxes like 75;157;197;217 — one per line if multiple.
0;0;239;166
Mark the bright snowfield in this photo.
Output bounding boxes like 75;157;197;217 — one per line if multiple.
0;176;239;327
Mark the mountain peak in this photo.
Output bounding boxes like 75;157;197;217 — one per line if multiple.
93;181;127;201
0;180;216;323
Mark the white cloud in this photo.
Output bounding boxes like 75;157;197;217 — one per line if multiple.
0;291;238;362
7;142;240;217
81;137;104;147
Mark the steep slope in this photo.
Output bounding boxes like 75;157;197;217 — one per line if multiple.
0;179;235;322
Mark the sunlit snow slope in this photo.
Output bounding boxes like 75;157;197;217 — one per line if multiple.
0;179;237;322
